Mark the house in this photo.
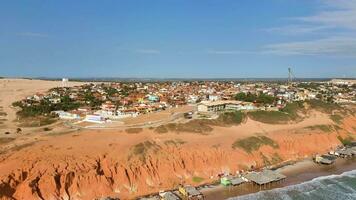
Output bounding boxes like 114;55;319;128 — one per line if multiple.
160;191;180;200
178;185;204;199
53;111;80;120
147;94;160;102
220;177;231;186
197;100;249;113
197;101;226;112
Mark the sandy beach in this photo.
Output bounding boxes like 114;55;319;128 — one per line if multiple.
202;157;356;200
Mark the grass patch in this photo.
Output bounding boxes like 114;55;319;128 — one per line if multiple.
305;124;333;132
125;128;143;134
330;114;343;124
155;111;245;134
281;101;304;119
155;125;169;134
19;116;57;127
164;139;186;146
213;111;246;125
232;136;279;153
307;100;342;114
0;137;15;144
192;176;205;183
248;111;291;124
158;120;213;134
337;135;354;146
129;141;161;162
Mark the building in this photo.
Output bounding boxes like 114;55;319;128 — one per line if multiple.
197;100;255;113
178;185;204;199
53;111;80;120
84;115;105;123
160;192;180;200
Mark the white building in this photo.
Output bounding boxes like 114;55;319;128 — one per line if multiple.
53;111;80;120
197;100;255;112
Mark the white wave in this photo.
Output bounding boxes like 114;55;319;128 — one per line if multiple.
227;169;356;200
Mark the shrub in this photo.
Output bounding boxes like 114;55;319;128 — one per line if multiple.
192;176;205;183
232;136;279;153
307;100;341;114
248;111;290;124
129;141;161;162
155;125;169;134
337;135;354;146
330;114;343;124
305;125;333;132
125;128;143;134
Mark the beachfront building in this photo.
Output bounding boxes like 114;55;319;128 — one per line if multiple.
160;192;181;200
197;100;256;113
220;177;232;186
178;185;204;199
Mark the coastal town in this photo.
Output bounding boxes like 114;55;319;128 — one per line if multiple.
11;78;356;127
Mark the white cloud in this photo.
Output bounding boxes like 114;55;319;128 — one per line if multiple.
263;37;356;56
207;49;254;55
265;25;331;35
263;0;356;57
16;32;49;38
135;49;160;54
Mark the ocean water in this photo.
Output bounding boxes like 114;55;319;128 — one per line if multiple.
228;169;356;200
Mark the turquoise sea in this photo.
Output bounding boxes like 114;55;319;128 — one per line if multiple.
228;169;356;200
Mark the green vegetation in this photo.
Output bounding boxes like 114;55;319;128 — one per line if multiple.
154;125;169;134
125;128;143;134
232;136;279;153
305;124;333;132
281;101;304;119
0;137;15;144
19;116;57;127
307;99;341;114
248;111;290;124
337;135;354;146
247;102;305;124
235;92;276;104
297;82;322;90
330;114;343;124
155;111;245;134
164;121;213;134
13;95;81;118
129;141;161;162
164;139;186;146
192;176;205;183
214;111;246;125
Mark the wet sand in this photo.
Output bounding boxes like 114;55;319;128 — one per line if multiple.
202;158;356;200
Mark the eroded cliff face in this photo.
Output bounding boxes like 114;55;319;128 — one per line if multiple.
0;117;354;200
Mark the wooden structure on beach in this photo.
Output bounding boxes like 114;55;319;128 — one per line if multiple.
178;185;204;199
242;169;286;189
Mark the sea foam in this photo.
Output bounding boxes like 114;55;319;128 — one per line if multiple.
228;169;356;200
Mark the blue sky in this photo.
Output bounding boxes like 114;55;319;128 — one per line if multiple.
1;0;356;78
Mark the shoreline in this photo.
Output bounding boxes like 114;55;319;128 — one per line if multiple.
200;157;356;200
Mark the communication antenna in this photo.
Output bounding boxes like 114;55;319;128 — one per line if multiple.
288;67;296;84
